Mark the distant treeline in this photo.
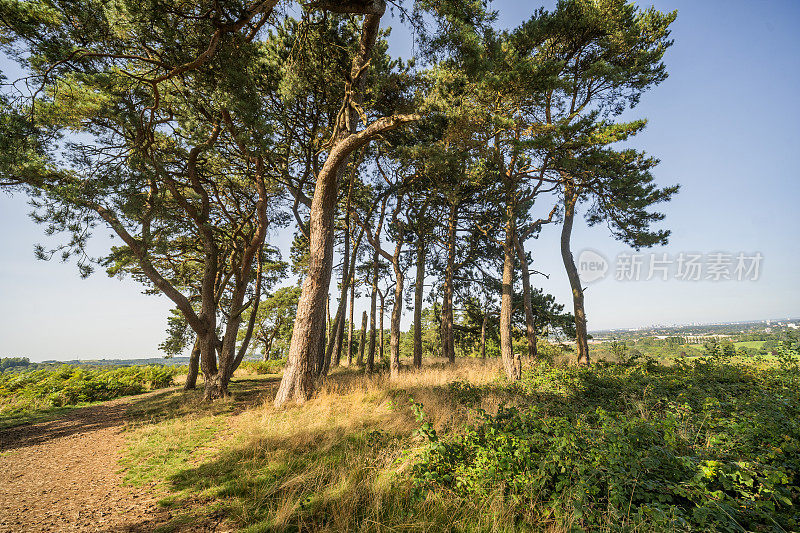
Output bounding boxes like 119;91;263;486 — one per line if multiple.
0;357;30;371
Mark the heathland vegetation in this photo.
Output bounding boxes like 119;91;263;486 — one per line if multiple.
1;0;797;531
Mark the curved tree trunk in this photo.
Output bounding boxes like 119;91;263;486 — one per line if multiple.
561;185;590;366
274;161;339;406
273;6;419;406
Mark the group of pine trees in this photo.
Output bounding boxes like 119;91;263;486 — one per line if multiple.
0;0;678;405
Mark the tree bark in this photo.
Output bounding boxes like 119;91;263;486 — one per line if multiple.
413;235;426;369
561;185;590;366
500;214;521;381
274;155;339;405
441;202;457;364
184;339;201;390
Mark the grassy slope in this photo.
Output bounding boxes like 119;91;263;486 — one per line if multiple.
120;358;800;532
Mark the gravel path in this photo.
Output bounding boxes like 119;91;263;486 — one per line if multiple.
0;393;172;532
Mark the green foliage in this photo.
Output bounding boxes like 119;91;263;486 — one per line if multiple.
0;364;178;424
412;360;800;531
239;358;286;375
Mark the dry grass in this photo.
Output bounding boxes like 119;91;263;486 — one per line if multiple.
121;358;537;532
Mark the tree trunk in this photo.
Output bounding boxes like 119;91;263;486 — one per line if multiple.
319;295;330;374
367;247;378;372
480;309;488;360
413;235;425;369
379;292;386;364
441;203;457;364
347;278;355;365
329;203;353;369
357;310;367;366
274;161;339;406
514;232;538;360
389;267;404;379
200;334;226;400
184;339;201;390
500;216;521;381
561;186;590;366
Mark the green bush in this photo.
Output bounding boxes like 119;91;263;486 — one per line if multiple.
412;359;800;531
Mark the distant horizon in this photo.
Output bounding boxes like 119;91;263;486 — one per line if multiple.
8;314;797;363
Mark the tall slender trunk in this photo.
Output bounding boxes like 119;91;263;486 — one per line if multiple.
334;305;346;366
184;339;201;390
329;188;354;369
389;267;404;379
480;309;488;360
514;232;538;360
441;203;457;364
347;278;355;365
318;295;331;375
233;244;265;374
500;213;521;381
413;235;426;369
367;247;378;372
561;185;590;366
379;291;386;363
357;310;367;366
336;228;364;365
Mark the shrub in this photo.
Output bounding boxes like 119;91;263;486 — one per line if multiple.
412;360;800;531
0;365;179;416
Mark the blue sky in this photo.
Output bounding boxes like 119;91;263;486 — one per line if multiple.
1;0;798;361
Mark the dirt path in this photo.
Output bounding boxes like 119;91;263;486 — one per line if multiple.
0;392;173;532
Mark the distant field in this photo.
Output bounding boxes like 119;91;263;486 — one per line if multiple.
734;341;766;350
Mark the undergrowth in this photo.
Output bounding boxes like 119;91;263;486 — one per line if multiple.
117;357;799;532
0;365;178;428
